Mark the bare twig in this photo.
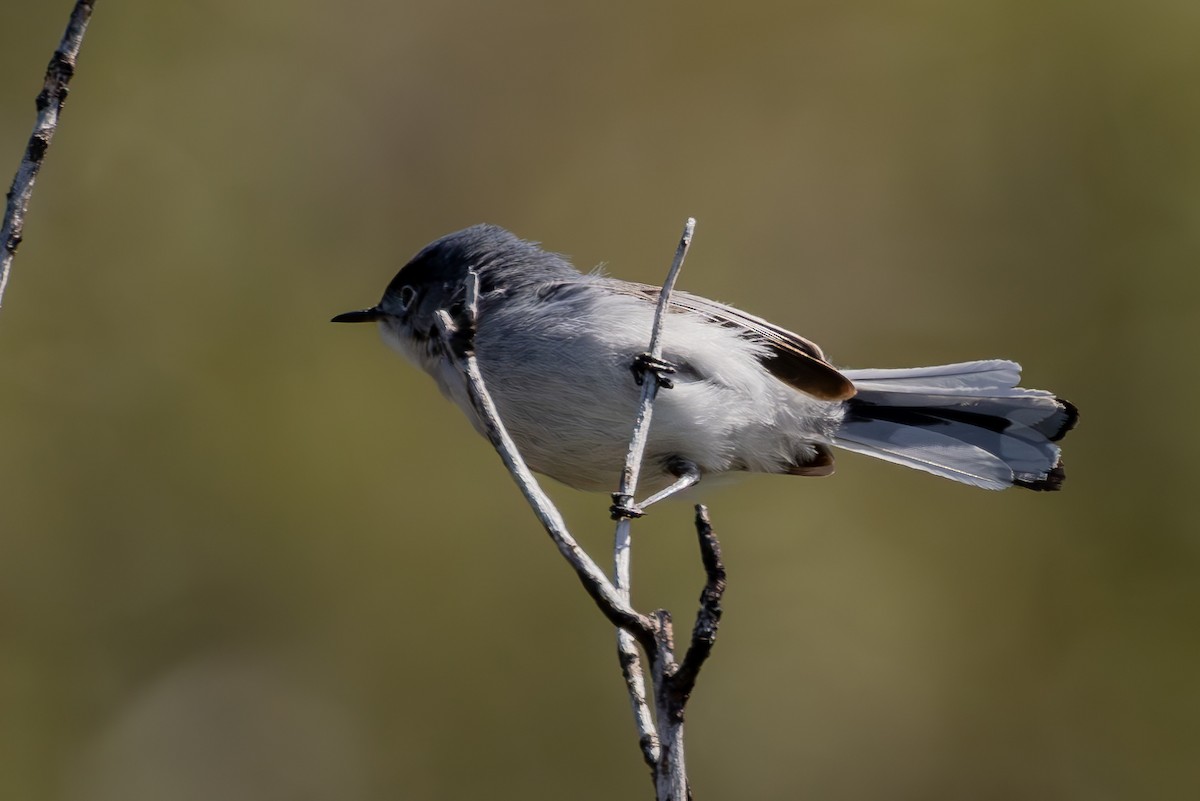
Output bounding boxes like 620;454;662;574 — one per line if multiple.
647;506;727;801
0;0;97;310
617;635;659;767
611;219;695;769
651;609;685;799
673;505;726;696
432;278;656;651
612;218;696;510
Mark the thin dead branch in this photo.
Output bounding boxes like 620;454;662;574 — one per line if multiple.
0;0;97;309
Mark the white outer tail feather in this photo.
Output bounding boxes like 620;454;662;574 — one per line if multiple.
834;360;1076;491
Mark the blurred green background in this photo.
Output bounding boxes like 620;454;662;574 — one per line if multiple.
2;1;1197;799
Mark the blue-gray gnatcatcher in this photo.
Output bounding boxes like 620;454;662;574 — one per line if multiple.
333;224;1077;502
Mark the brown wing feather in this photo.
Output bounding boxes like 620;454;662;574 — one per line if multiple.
616;283;857;402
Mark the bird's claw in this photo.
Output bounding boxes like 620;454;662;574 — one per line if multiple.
631;353;676;389
610;493;646;521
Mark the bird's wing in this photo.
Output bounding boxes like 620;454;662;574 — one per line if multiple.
611;283;857;402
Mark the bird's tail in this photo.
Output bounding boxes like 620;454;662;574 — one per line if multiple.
833;360;1078;490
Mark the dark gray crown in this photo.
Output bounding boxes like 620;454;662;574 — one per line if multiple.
387;224;577;297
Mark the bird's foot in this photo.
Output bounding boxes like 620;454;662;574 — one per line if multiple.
631;353;676;389
610;493;646;521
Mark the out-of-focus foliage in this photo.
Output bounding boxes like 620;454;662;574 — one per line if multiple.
1;2;1196;799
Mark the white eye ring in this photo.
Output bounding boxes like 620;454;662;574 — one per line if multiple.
398;285;417;309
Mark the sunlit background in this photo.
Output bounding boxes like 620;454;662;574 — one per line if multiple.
2;2;1197;799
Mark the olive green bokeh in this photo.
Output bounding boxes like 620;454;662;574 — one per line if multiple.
2;1;1197;799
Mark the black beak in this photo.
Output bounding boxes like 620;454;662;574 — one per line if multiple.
331;307;382;323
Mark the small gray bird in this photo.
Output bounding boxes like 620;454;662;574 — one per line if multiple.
333;224;1077;504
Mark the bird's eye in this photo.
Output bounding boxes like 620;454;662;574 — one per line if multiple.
398;285;417;309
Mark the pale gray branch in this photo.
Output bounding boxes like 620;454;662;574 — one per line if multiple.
0;0;97;309
612;218;695;770
614;217;696;502
432;281;656;650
